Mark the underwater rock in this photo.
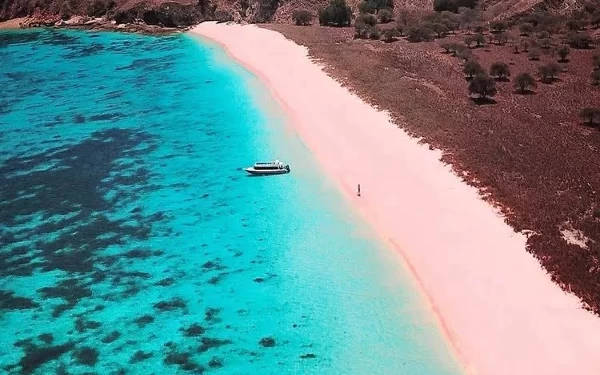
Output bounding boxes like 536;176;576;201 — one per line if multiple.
73;346;99;366
181;323;205;337
153;298;187;312
0;290;39;310
198;337;232;353
259;337;276;348
134;314;155;327
101;331;121;344
129;350;153;364
208;356;223;368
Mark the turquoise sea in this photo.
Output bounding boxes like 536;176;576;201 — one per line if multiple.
0;29;462;374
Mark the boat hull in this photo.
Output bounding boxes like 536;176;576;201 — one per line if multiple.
244;168;290;176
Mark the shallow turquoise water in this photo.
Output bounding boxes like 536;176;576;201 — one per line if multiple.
0;29;462;374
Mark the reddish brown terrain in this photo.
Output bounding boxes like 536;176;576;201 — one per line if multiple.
263;17;600;313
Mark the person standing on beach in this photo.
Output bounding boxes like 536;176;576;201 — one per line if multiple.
357;184;361;197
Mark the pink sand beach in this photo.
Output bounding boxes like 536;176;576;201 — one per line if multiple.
189;22;600;374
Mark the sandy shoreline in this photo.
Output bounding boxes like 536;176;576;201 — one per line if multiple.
189;22;600;374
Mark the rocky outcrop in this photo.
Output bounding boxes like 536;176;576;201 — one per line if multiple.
0;0;318;30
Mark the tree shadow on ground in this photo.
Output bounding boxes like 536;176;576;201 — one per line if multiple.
471;97;497;105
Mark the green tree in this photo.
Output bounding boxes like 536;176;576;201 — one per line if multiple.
591;11;600;28
579;107;600;125
464;35;475;47
474;33;485;46
406;25;434;42
567;33;592;49
463;60;485;79
382;28;400;42
430;22;449;38
514;72;536;93
592;70;600;85
358;1;376;14
490;20;507;33
519;23;533;36
369;26;381;40
468;73;497;100
566;19;584;32
490;62;511;80
493;32;509;45
318;0;352;27
356;13;377;26
593;55;600;70
292;10;313;26
538;63;561;83
537;31;550;39
557;45;570;62
440;41;452;52
528;48;541;60
378;8;394;23
539;38;552;49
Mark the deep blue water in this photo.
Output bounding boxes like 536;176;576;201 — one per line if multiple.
0;29;462;374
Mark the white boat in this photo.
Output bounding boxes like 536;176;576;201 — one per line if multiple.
245;160;290;175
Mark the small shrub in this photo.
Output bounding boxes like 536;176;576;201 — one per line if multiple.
434;0;477;13
463;60;484;79
537;31;550;40
528;48;541;60
519;22;533;36
566;19;584;32
87;0;109;17
539;38;552;49
493;32;508;45
459;49;473;61
441;41;452;52
579;107;600;125
513;44;520;54
59;2;71;20
584;1;598;14
520;39;530;52
450;42;464;56
378;8;393;23
318;0;352;27
356;13;377;26
567;33;592;49
468;73;497;100
464;35;475;47
514;72;537;93
358;1;375;14
292;10;313;26
354;23;370;38
490;62;511;80
592;70;600;85
490;20;507;33
538;63;561;83
593;55;600;70
429;22;450;38
368;26;381;40
406;25;434;42
382;28;400;42
474;33;485;46
592;11;600;28
557;45;570;62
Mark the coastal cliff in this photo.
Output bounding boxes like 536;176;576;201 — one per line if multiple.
0;0;285;30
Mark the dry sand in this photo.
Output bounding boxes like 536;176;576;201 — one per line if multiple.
189;22;600;375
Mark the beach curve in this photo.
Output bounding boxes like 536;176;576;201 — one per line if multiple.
189;22;600;375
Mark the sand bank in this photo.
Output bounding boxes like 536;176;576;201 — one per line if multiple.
189;22;600;374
